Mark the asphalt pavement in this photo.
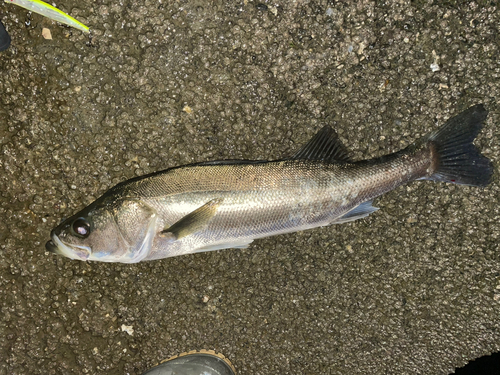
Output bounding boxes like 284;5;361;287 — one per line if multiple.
0;1;499;374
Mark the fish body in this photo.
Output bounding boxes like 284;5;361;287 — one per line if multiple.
46;105;492;263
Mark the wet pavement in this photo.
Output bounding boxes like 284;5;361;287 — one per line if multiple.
1;1;499;374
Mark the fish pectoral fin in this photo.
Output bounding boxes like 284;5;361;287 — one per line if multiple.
292;125;351;163
160;198;223;240
332;200;379;224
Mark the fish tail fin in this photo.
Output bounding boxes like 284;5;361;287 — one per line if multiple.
423;104;492;187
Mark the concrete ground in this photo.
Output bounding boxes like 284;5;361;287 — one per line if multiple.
0;0;499;374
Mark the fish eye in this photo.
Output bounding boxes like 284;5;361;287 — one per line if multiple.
72;217;91;238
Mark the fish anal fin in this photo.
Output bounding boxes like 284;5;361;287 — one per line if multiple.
160;198;222;240
292;125;351;163
332;200;379;224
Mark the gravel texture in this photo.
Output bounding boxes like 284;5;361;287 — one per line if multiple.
0;1;499;374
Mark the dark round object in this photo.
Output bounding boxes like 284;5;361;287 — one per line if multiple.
72;218;91;238
0;21;11;52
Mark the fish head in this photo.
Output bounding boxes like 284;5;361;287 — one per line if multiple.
46;197;158;263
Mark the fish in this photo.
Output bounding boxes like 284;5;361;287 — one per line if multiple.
45;104;493;263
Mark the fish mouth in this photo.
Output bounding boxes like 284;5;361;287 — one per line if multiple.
46;233;90;261
45;239;58;253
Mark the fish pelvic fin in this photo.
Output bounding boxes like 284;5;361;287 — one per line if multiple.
421;104;493;187
160;198;222;240
195;239;254;253
292;126;351;163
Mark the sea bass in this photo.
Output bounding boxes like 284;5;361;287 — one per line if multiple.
46;105;492;263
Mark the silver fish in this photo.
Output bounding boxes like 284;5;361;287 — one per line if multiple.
46;105;492;263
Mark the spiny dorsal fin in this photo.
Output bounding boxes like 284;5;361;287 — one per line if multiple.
160;198;222;240
292;126;351;162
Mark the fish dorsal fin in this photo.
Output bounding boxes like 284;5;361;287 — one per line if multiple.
292;126;351;162
160;198;222;240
